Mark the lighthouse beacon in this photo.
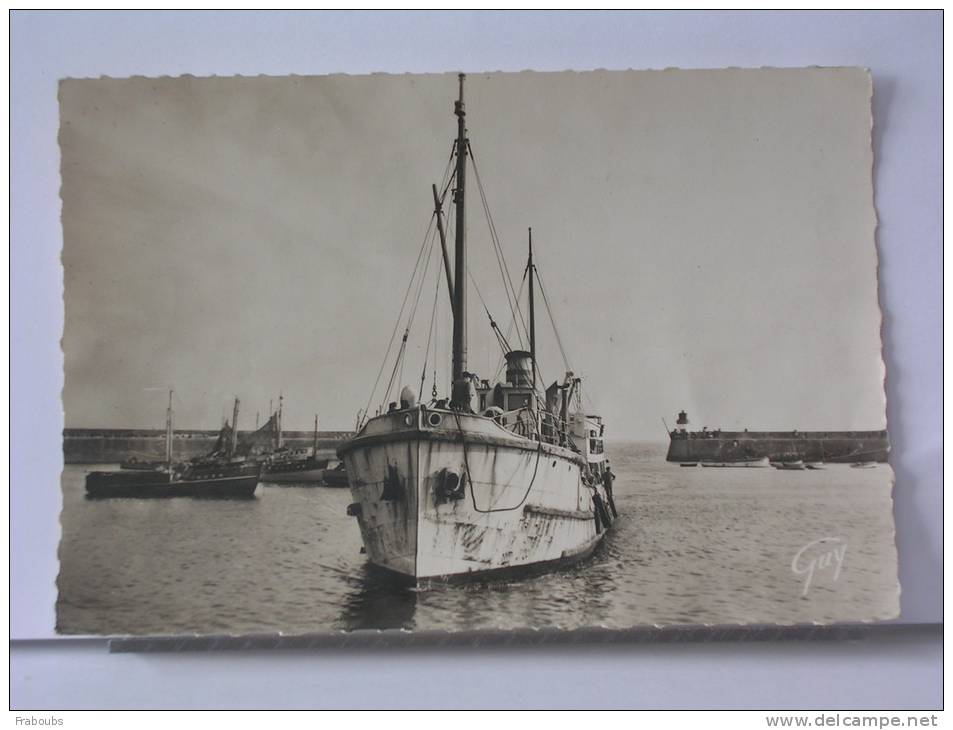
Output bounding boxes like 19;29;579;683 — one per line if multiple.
675;410;690;434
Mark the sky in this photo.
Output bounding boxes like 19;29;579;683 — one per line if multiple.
60;68;885;439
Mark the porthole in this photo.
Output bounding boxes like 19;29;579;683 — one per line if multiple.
428;413;443;427
403;414;414;426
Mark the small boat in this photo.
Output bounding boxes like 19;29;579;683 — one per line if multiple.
86;392;262;499
262;414;329;483
805;462;825;470
86;461;262;499
679;462;698;467
264;453;330;483
851;461;876;469
322;460;349;487
773;460;805;470
700;457;770;468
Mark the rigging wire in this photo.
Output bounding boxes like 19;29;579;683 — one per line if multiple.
359;145;456;426
383;227;439;410
468;143;531;349
467;268;511;357
420;252;442;398
453;408;544;513
440;193;456;397
360;212;436;425
534;265;573;374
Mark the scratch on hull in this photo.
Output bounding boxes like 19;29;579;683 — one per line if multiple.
363;532;604;587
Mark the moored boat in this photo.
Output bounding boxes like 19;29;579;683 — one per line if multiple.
773;460;806;470
700;456;770;468
86;461;262;499
264;454;329;483
338;75;616;583
85;392;262;499
262;413;330;483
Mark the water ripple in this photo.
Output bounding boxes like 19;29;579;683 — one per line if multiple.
56;445;898;635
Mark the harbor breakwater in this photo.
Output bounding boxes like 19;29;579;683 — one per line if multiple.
665;430;889;463
63;428;354;464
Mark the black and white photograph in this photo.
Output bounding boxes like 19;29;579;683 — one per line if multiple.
55;67;900;637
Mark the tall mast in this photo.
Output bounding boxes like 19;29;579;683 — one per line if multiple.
528;228;536;394
277;393;284;448
432;184;455;306
313;413;319;455
229;397;240;457
165;389;174;480
450;73;469;407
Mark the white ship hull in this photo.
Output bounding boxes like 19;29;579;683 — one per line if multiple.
339;407;610;581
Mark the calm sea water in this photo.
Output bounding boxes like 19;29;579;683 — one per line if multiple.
56;442;899;635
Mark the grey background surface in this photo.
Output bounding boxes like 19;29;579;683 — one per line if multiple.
11;10;940;709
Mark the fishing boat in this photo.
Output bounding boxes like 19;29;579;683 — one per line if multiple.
85;392;262;499
264;450;330;483
262;411;330;483
338;74;616;583
773;460;806;471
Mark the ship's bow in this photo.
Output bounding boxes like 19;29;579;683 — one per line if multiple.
340;406;602;581
342;425;420;577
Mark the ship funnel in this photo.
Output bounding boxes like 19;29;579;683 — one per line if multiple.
504;350;533;387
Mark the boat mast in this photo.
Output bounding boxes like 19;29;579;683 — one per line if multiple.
450;73;469;408
165;389;173;480
528;228;536;394
229;397;240;457
432;184;455;306
313;413;319;455
277;393;284;449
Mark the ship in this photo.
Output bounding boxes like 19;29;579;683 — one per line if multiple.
337;74;616;583
260;405;330;484
666;411;889;464
85;392;262;499
62;426;354;464
773;460;806;471
264;449;330;483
